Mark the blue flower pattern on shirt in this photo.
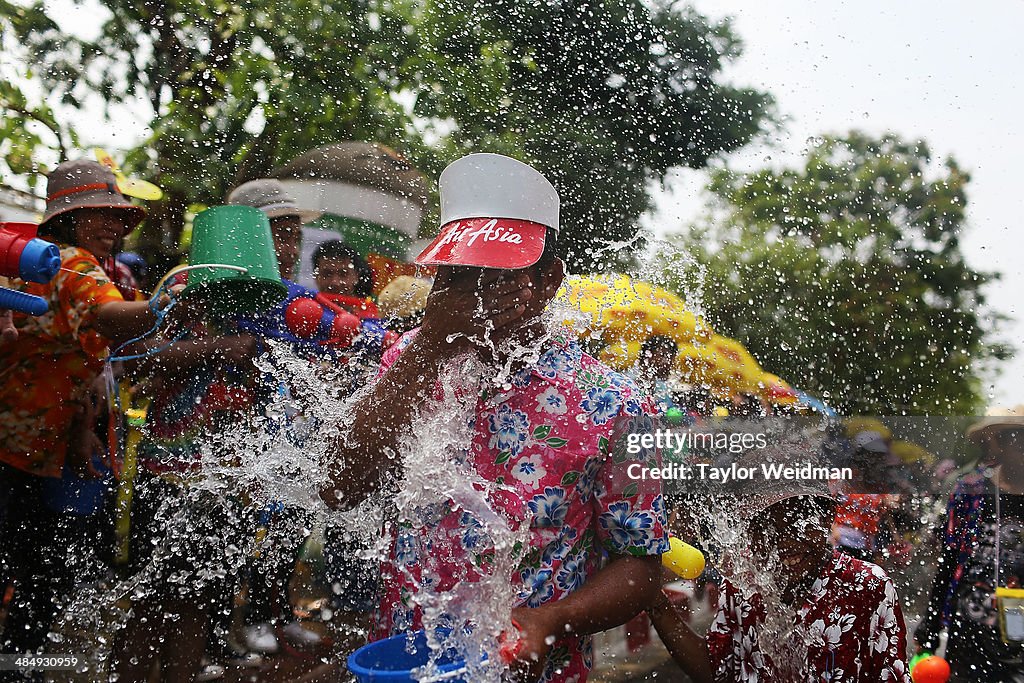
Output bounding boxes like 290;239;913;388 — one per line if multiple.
529;486;570;528
599;500;660;550
487;403;531;456
375;332;668;683
582;386;624;425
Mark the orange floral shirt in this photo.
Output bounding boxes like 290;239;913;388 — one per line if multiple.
0;246;124;477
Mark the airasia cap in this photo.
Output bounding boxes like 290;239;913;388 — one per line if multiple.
414;153;559;269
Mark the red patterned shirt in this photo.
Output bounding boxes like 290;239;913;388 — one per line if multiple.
707;551;911;682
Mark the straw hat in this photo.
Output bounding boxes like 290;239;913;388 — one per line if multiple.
41;159;146;228
377;275;432;320
967;405;1024;441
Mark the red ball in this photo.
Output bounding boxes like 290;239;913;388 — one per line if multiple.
912;655;950;683
327;310;361;347
285;297;323;338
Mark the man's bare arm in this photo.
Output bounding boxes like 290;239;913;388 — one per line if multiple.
510;554;662;679
648;589;713;683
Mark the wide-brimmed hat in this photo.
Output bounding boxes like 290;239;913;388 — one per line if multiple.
967;405;1024;441
226;179;322;224
414;153;559;269
42;159;146;229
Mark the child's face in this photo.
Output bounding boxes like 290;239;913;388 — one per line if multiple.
72;208;133;259
315;256;360;295
749;496;832;589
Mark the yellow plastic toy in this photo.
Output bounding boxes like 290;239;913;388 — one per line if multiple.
662;536;706;580
94;147;164;201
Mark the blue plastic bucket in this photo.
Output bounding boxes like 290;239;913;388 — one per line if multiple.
348;629;479;683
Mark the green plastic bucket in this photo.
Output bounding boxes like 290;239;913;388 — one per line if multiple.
183;205;287;317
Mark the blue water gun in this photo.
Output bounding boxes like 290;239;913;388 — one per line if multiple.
0;222;61;315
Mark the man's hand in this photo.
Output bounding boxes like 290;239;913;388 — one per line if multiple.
68;398;105;480
160;283;196;337
0;309;17;343
68;426;106;479
417;268;534;356
508;606;558;682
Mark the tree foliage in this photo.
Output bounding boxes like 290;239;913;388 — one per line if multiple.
405;0;773;270
664;132;1009;415
0;0;770;271
1;0;422;259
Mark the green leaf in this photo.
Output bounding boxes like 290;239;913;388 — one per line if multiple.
532;425;552;440
494;450;511;465
560;471;581;487
622;482;639;498
545;437;568;448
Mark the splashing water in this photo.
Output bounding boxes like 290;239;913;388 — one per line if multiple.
57;317;542;681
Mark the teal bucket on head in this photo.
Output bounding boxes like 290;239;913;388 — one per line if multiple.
182;205;287;318
348;628;483;683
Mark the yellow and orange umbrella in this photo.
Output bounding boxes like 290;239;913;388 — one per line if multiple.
556;274;712;345
557;274;799;405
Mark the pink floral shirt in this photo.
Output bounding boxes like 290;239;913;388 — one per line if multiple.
373;330;668;683
707;551;911;683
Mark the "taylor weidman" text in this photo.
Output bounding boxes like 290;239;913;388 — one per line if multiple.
626;461;853;482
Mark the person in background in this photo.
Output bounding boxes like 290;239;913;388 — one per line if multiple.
0;159;164;668
308;236;381;335
225;180;328;657
312;240;373;298
832;430;900;562
227;180;320;284
650;472;911;682
312;240;389;648
633;335;679;414
112;180;327;681
915;408;1024;682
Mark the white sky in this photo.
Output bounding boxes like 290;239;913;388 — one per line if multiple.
22;0;1024;408
649;0;1024;409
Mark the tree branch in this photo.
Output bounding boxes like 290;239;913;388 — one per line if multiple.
0;99;69;160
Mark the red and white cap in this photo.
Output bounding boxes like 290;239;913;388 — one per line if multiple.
414;153;559;269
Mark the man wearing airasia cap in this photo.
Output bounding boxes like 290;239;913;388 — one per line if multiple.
323;154;668;682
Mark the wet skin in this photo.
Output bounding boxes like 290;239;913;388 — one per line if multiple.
314;256;360;295
270;215;303;280
749;496;835;604
72;207;135;259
